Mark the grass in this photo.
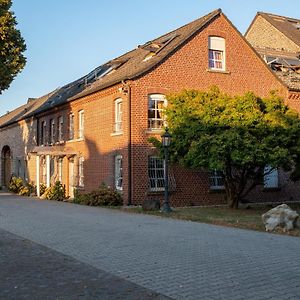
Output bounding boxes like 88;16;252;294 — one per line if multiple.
122;203;300;237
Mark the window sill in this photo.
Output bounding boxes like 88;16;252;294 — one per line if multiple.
209;187;225;193
263;187;281;192
66;138;84;143
147;190;164;195
111;131;123;137
206;69;231;74
147;189;176;195
145;129;164;134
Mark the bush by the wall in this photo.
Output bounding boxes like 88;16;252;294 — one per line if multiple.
41;181;66;201
73;183;122;206
39;183;46;196
9;176;24;194
18;183;35;196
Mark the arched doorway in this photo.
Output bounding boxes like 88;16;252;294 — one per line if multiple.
1;146;12;187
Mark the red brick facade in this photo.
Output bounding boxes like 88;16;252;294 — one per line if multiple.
1;12;300;206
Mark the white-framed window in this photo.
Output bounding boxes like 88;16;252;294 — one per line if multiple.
58;158;63;182
58;116;64;142
41;157;46;184
50;119;56;144
69;113;74;140
264;166;278;188
78;110;84;139
114;99;122;132
40;121;47;145
115;155;123;191
210;170;224;190
148;156;165;191
208;36;225;70
148;94;167;130
78;156;84;187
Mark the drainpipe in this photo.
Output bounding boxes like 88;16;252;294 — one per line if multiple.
122;80;132;206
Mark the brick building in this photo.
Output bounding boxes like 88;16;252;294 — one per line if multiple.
245;12;300;111
1;9;299;206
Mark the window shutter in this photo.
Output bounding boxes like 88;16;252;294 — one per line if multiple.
209;36;225;51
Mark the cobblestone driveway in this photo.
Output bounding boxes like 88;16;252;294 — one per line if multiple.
0;193;300;300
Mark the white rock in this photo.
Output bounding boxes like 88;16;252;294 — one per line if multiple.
261;204;299;232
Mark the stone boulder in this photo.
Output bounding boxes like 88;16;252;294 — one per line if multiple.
262;204;299;232
142;199;160;211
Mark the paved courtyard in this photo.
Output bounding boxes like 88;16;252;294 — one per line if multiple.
0;192;300;300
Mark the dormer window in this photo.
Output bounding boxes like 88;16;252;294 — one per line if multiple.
208;36;225;71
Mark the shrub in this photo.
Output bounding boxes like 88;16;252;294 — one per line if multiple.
73;183;122;206
9;176;24;194
18;186;30;196
39;183;47;196
42;181;66;201
73;189;92;205
89;183;123;206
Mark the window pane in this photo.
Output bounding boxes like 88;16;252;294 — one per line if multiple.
148;95;166;130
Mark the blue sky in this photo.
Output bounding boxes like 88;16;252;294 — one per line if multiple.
0;0;299;115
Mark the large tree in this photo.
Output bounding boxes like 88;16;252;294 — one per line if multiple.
152;87;300;209
0;0;26;94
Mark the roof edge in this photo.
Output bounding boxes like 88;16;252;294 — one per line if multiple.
70;9;222;101
221;12;290;92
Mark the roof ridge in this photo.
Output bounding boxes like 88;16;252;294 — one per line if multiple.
258;11;300;23
147;9;222;45
0;9;223;126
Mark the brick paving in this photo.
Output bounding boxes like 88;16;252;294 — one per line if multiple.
0;193;300;300
0;229;169;300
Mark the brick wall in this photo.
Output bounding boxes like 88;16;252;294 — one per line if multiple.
3;13;300;207
129;13;291;206
28;83;131;200
0;118;37;186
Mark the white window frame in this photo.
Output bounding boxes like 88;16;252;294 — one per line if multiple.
50;119;56;144
40;121;46;145
41;157;46;184
148;94;167;130
114;99;122;132
58;158;63;183
210;169;224;190
69;113;74;140
264;166;278;188
78;156;84;187
58;116;64;142
78;110;84;139
148;156;165;191
208;36;225;71
115;155;123;191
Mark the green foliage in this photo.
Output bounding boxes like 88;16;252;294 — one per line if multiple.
39;183;46;196
155;87;300;208
73;183;123;206
9;176;35;196
0;0;26;93
42;181;66;201
8;176;24;193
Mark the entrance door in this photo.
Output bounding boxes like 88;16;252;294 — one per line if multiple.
68;159;75;198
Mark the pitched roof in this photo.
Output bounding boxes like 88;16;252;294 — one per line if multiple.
0;91;54;128
0;75;88;128
246;12;300;92
0;9;222;127
71;9;221;100
256;12;300;48
252;47;300;91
